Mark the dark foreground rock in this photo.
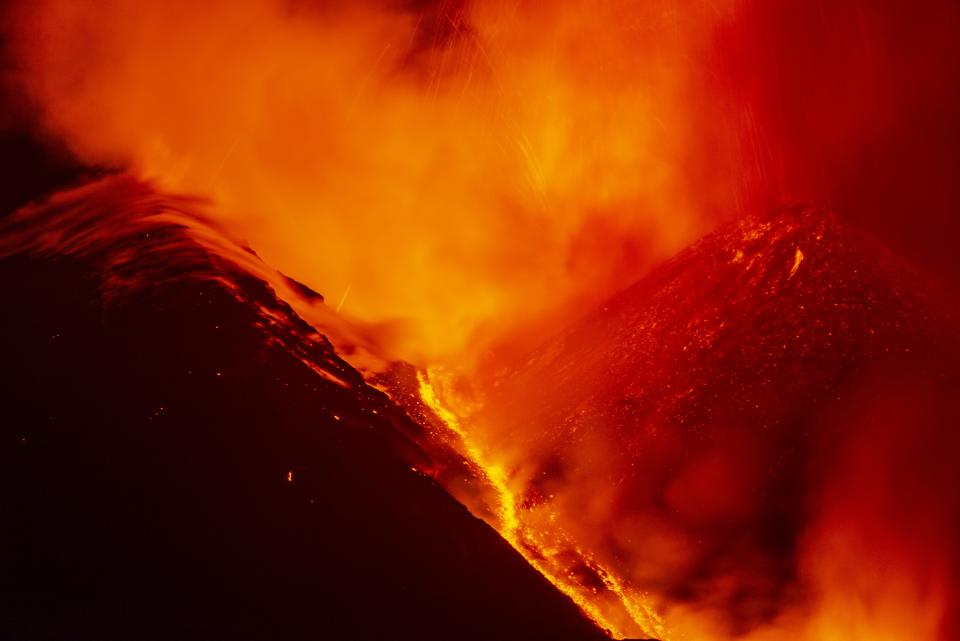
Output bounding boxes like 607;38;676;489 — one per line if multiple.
0;177;606;641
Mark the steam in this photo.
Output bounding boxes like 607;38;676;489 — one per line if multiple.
4;0;741;365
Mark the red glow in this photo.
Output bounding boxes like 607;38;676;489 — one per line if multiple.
3;1;959;639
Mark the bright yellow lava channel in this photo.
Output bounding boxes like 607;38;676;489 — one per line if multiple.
416;368;665;640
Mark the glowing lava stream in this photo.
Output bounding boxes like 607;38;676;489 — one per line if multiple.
416;369;665;640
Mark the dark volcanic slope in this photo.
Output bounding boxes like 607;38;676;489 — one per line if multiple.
0;177;605;641
484;204;954;442
477;204;960;634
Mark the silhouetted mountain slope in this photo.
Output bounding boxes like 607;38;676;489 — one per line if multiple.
0;177;606;641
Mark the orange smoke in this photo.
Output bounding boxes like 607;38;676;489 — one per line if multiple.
4;0;743;365
660;365;960;641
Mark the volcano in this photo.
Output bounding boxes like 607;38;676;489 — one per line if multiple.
0;177;608;641
466;204;960;638
3;0;959;637
2;177;958;641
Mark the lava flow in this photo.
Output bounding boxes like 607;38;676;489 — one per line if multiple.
418;368;665;639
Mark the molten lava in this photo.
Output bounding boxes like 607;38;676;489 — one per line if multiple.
418;368;665;639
